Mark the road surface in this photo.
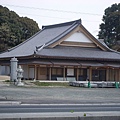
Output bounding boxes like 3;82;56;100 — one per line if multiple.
0;104;120;113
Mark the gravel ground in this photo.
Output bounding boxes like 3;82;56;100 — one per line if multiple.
0;82;120;104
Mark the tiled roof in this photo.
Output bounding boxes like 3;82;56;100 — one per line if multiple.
0;19;119;62
0;19;81;58
36;46;120;61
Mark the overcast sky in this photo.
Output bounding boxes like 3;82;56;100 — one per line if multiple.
0;0;119;38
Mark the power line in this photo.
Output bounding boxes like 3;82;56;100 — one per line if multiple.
2;4;102;16
19;12;101;23
19;12;68;20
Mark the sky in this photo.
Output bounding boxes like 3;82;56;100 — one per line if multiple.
0;0;120;38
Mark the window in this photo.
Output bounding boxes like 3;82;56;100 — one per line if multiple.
92;69;106;81
52;68;63;75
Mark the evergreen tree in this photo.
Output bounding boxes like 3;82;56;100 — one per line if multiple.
0;5;40;52
98;3;120;51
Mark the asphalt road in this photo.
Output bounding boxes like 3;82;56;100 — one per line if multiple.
0;104;120;113
0;83;120;104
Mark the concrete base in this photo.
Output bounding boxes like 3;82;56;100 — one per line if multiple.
17;82;24;86
69;81;118;88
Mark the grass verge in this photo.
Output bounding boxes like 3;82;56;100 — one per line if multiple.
34;81;69;87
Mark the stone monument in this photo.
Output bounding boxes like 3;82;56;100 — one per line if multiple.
17;65;24;86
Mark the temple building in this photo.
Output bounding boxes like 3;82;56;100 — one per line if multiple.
0;19;120;81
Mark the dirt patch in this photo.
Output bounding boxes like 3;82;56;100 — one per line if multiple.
0;75;10;81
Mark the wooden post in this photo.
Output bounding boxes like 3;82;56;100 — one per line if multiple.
119;69;120;82
63;67;66;81
28;65;29;80
116;69;119;82
114;69;116;81
37;66;40;80
89;67;92;81
49;67;51;81
116;69;117;82
34;65;37;80
77;68;79;81
106;68;109;81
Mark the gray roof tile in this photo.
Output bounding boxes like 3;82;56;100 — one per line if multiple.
0;19;120;62
36;46;120;61
0;19;80;58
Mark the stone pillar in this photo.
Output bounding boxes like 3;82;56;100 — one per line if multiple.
10;57;18;82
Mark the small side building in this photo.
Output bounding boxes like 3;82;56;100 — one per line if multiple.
0;19;120;81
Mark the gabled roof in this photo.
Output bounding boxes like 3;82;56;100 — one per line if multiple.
0;19;81;58
0;19;119;61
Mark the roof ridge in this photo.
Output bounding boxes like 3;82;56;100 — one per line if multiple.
42;19;81;29
44;20;80;47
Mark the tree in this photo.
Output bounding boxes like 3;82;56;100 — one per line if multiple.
98;3;120;51
0;23;10;51
0;5;40;52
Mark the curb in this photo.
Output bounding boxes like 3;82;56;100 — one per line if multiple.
0;101;21;105
0;112;120;120
21;103;120;106
1;102;120;106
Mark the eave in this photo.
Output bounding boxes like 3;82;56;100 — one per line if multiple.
34;54;120;62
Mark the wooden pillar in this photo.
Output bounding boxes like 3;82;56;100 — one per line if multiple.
116;69;118;82
114;69;116;81
76;68;79;81
39;65;41;80
118;69;119;82
0;65;2;74
87;68;89;80
89;67;92;81
110;68;113;81
106;68;109;81
28;65;29;80
118;69;120;82
63;67;65;81
49;67;51;80
115;69;117;81
34;65;37;80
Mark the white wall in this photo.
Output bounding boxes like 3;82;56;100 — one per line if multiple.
22;65;28;79
6;66;10;75
29;67;34;79
65;32;92;43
